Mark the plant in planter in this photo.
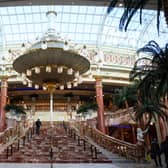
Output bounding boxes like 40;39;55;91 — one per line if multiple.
4;104;26;121
130;41;168;128
77;102;98;120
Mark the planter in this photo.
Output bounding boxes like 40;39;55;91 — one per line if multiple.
6;118;17;128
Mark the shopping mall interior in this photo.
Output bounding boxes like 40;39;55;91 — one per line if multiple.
0;0;168;168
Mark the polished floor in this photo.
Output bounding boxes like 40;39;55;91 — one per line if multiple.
0;162;161;168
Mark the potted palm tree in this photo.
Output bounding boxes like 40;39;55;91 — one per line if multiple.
130;41;168;142
77;102;98;120
4;104;26;128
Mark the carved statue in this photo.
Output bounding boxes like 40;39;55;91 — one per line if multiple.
137;127;148;145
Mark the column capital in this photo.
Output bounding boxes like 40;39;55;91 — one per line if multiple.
1;78;8;88
93;75;102;80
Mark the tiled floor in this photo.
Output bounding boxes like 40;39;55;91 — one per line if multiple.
0;162;162;168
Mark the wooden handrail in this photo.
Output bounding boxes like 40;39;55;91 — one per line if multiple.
72;122;145;161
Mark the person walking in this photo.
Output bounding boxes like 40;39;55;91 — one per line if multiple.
35;118;42;135
150;138;162;167
161;136;168;168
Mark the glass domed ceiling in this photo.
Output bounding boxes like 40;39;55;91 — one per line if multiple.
0;5;167;55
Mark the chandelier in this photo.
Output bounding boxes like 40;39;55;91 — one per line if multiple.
10;11;90;91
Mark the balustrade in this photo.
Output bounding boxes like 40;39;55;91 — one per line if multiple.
73;121;145;161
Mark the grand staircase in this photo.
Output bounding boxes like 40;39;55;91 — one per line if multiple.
0;123;110;163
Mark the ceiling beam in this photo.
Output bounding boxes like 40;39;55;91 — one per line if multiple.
0;0;158;10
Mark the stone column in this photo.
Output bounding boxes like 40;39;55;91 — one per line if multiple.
0;78;8;131
95;77;106;133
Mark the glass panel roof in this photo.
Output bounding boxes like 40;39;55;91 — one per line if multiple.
0;5;168;56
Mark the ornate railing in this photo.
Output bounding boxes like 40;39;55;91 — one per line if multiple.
72;122;144;161
0;120;35;157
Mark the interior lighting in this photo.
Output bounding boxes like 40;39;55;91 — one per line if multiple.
26;69;32;76
22;80;27;85
57;66;63;73
41;41;47;50
67;68;73;75
73;82;78;87
28;81;32;87
60;85;64;90
74;71;79;78
46;65;52;73
35;84;39;89
67;82;72;89
35;67;40;74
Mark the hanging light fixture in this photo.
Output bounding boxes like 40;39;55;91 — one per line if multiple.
12;11;90;90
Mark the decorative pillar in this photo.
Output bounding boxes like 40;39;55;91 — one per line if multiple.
47;84;55;127
0;78;8;131
155;115;162;145
132;125;137;144
95;77;106;133
50;92;53;126
159;117;167;141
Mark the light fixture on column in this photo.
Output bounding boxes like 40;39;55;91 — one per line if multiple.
46;65;52;73
67;82;72;89
34;67;40;74
60;85;64;90
43;86;47;90
73;82;78;87
35;84;39;89
28;81;32;87
57;66;63;73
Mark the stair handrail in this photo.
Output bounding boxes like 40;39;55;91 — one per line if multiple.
0;121;34;152
72;121;145;161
